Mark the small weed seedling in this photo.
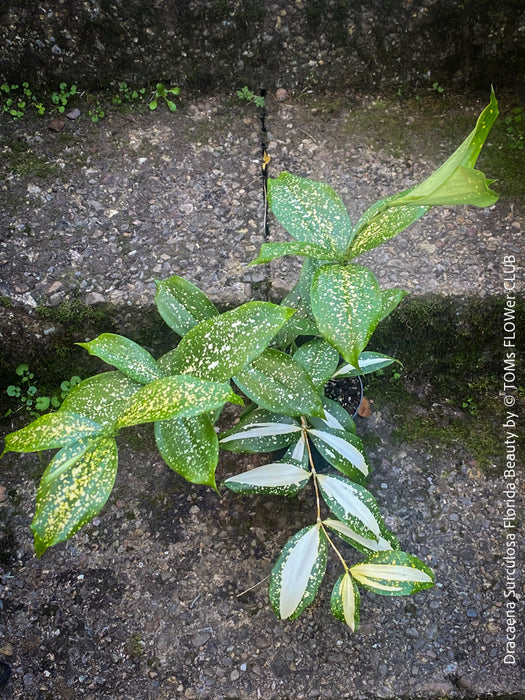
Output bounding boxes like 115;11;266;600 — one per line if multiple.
237;86;265;109
5;364;81;418
112;82;146;105
2;92;499;631
51;82;78;113
149;83;180;112
1;82;46;119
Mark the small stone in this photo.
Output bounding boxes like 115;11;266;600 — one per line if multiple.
0;487;7;503
191;631;211;647
466;608;478;618
230;669;240;681
276;88;288;102
85;292;106;304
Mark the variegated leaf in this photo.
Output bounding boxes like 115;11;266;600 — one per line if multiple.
77;333;164;384
116;376;242;428
224;461;311;496
308;427;369;482
250;241;339;265
3;412;105;454
269;524;328;620
311;264;383;368
219;409;302;453
32;437;118;556
309;396;356;433
317;473;382;540
324;518;398;555
267;172;353;257
334;351;398;378
292;338;340;389
350;551;434;596
154;414;219;489
347;194;429;258
154;275;219;336
233;349;325;418
60;371;142;426
379;288;408;322
170;302;294;382
331;572;360;631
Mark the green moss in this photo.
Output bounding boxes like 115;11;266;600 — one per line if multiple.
36;299;111;325
364;296;525;472
1;140;58;178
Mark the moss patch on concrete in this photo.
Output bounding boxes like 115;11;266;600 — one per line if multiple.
365;295;525;472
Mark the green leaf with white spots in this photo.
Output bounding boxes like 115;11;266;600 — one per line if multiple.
334;351;399;378
309;396;356;433
154;414;219;489
317;473;383;541
272;258;326;350
219;409;302;453
347;193;429;258
267;172;353;258
234;349;325;418
116;375;242;428
324;518;399;555
269;524;328;620
250;241;339;265
292;339;340;389
154;276;219;336
40;438;93;487
379;288;408;321
3;412;105;454
350;551;434;596
60;371;143;427
394;90;498;208
281;257;326;322
170;302;295;381
77;333;164;384
308;427;369;483
224;461;311;496
32;437;118;556
311;264;383;369
331;572;360;631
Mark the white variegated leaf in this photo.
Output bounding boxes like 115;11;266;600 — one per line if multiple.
269;524;327;620
317;474;381;540
350;551;434;596
324;518;394;554
331;572;360;631
334;351;397;378
308;428;368;477
220;422;302;443
224;462;311;496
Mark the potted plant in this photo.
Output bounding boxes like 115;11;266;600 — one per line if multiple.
2;91;499;629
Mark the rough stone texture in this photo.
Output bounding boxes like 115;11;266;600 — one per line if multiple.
0;407;523;698
0;1;524;93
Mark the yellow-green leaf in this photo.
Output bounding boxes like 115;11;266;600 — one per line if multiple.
116;375;242;428
32;437;118;556
350;550;434;596
331;572;360;631
3;412;104;454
